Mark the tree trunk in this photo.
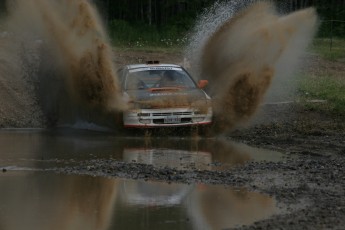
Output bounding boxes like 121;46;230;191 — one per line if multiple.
148;0;152;25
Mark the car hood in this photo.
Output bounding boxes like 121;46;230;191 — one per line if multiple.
125;88;210;109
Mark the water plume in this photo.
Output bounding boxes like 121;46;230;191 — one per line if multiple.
187;1;318;133
2;0;125;126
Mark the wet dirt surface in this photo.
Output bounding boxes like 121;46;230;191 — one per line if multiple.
1;107;345;230
0;50;345;229
228;105;345;230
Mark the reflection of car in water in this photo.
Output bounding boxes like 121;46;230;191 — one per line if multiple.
119;145;276;229
117;62;212;128
121;147;209;206
120;180;193;206
123;148;212;170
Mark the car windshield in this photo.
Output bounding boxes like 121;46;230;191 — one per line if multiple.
125;68;196;90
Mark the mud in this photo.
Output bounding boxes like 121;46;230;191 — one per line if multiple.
189;2;318;133
54;104;345;229
0;1;318;133
1;56;344;229
1;0;125;128
0;1;344;228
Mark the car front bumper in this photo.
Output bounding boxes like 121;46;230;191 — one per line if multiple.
123;107;212;128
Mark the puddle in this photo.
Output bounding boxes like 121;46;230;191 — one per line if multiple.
0;130;282;229
0;129;286;171
0;171;277;230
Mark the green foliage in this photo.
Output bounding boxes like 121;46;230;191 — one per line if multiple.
316;1;345;38
298;74;345;114
109;19;189;48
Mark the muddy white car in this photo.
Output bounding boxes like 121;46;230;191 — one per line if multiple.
117;62;212;128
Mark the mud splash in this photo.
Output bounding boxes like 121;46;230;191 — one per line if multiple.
187;1;318;133
0;0;318;132
1;0;125;126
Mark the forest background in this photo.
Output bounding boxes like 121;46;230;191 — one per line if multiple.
0;0;344;47
94;0;344;47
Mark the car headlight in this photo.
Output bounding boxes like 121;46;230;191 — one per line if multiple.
192;117;205;122
192;100;211;114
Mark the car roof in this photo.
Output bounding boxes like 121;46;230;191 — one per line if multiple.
124;63;182;70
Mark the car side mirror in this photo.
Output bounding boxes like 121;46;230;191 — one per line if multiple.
198;80;208;89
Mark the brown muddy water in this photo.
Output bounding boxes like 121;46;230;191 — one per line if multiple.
0;172;276;230
0;129;285;171
0;129;284;230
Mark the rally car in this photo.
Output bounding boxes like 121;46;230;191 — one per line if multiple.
117;62;212;128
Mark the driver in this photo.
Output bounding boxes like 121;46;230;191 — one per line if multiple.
157;71;176;87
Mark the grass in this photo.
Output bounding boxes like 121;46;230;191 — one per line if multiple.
310;38;345;61
298;73;345;114
299;37;345;114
